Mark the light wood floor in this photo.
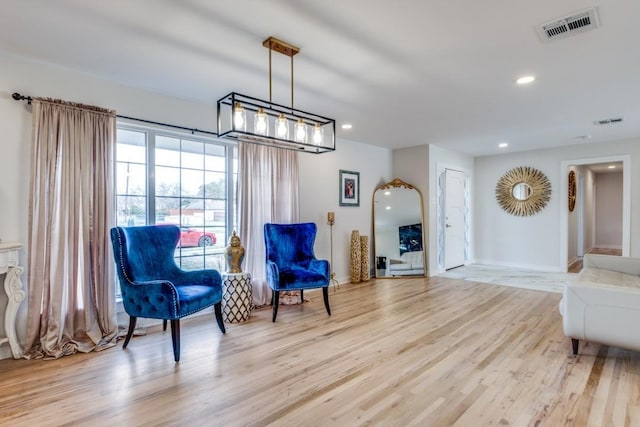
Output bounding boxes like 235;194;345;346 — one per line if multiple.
2;276;639;426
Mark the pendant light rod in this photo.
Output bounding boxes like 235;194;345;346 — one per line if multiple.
268;47;272;102
291;54;294;109
262;37;300;109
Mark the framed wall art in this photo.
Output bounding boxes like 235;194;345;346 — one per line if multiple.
339;170;360;207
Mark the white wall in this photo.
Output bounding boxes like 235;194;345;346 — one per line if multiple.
0;52;391;358
595;172;623;249
298;139;392;283
389;144;474;276
474;141;640;271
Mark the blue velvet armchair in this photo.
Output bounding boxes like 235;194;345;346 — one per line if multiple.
110;225;225;362
264;222;331;322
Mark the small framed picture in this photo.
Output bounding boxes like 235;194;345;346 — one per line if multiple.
339;170;360;207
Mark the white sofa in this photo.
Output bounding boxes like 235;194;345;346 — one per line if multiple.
559;254;640;354
386;251;424;276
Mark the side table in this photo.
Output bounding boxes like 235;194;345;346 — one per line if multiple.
221;272;252;323
0;242;25;358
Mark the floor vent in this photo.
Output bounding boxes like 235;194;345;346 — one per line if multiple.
536;7;600;42
593;117;623;125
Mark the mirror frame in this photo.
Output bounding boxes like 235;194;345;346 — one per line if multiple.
568;170;576;212
495;166;551;216
372;178;426;278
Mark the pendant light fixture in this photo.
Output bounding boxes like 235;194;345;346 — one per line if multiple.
217;36;336;153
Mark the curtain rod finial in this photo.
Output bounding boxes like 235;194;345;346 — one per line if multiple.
12;92;32;105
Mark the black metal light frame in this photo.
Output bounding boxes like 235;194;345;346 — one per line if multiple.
217;92;335;154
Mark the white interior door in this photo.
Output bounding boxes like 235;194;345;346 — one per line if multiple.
444;169;466;270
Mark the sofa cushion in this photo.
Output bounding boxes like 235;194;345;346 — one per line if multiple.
389;263;412;271
579;267;640;289
400;251;423;268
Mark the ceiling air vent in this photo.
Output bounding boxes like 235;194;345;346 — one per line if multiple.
593;117;623;125
536;7;600;42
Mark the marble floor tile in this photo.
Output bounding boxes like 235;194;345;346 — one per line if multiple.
438;264;578;293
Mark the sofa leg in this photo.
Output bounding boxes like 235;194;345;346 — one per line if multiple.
571;338;579;355
272;291;280;322
123;316;137;349
300;289;304;303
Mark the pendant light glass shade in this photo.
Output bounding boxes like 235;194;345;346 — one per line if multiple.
312;123;323;145
295;119;307;143
275;113;289;139
254;108;269;135
233;102;246;131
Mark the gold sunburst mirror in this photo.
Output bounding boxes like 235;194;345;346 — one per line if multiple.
495;166;551;216
568;170;576;212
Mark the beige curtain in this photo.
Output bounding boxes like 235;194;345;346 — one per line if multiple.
238;141;299;306
23;98;118;359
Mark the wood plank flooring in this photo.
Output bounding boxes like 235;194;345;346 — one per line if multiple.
1;276;639;426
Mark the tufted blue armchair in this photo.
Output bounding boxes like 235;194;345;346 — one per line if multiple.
264;222;331;322
110;225;225;362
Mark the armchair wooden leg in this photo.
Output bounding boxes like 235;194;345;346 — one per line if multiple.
322;287;331;316
272;291;280;322
163;319;167;331
123;316;137;349
214;302;226;333
170;319;180;362
571;338;579;355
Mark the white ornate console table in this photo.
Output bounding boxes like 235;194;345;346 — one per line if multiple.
0;242;25;358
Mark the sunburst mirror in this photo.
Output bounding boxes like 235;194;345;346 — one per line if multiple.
495;166;551;216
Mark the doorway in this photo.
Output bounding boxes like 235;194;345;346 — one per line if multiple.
560;155;630;272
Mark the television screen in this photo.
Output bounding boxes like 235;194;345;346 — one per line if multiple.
399;223;423;255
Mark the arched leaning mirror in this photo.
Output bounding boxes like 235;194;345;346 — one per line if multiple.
373;178;426;278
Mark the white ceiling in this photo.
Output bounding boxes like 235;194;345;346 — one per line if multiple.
2;0;640;157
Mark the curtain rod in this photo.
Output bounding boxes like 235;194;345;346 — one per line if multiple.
11;92;219;137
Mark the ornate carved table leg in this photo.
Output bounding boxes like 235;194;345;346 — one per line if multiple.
4;266;25;358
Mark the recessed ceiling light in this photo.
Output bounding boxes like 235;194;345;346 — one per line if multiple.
498;142;509;148
608;165;616;169
384;191;391;196
341;123;353;130
516;75;535;85
385;206;391;210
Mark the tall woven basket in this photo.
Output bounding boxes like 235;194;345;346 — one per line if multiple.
350;230;361;283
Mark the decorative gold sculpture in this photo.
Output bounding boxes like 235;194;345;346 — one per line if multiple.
350;230;361;283
495;166;551;216
360;235;370;282
224;230;245;273
568;170;576;212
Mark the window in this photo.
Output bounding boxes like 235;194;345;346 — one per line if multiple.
115;125;237;276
